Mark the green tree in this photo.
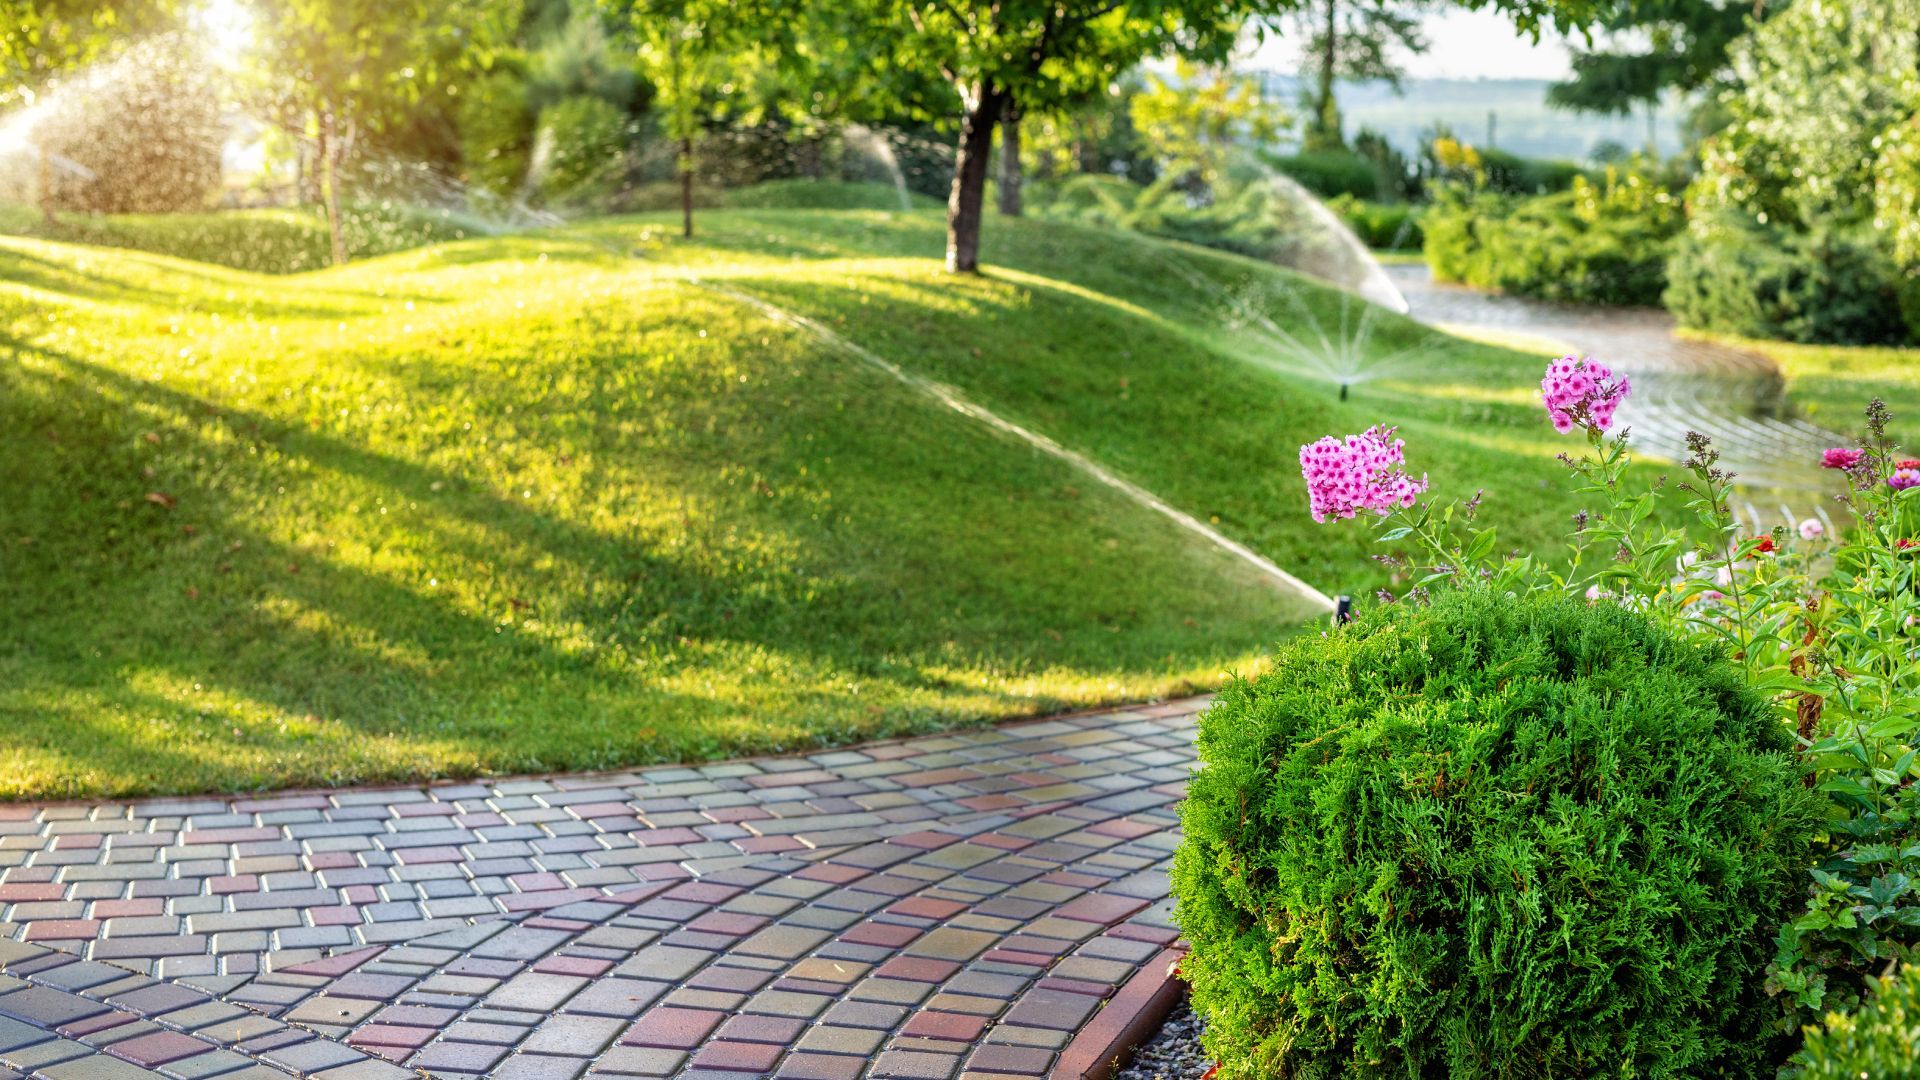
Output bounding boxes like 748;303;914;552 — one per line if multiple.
1293;0;1427;152
0;1;177;101
820;0;1598;273
1688;0;1920;233
248;0;507;264
1548;0;1773;118
609;0;773;237
818;1;1272;273
1;1;181;221
1130;60;1286;190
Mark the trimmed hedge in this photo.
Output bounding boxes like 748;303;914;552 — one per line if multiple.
1798;967;1920;1078
1664;218;1910;345
1172;588;1820;1079
1265;150;1381;200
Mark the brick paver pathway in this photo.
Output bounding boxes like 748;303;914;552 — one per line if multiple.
0;700;1204;1079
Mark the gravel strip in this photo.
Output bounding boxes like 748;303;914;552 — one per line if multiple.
1115;998;1214;1079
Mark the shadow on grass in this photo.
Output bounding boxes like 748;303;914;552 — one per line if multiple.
2;322;1248;796
0;244;430;321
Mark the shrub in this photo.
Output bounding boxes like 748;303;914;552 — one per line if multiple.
460;69;536;198
1264;149;1379;200
1424;168;1678;306
532;96;629;205
1478;147;1588;195
1665;218;1909;345
727;179;931;211
1173;587;1819;1079
1326;195;1423;250
1798;967;1920;1078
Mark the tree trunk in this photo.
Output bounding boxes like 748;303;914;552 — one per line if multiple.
681;133;694;239
319;111;347;266
997;107;1023;217
37;143;55;225
946;82;1005;273
1310;0;1341;150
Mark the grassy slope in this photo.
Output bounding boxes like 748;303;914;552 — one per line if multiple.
0;203;488;274
2;200;1589;799
1;222;1321;799
604;209;1593;591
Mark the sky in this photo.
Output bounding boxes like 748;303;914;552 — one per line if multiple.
1251;7;1578;81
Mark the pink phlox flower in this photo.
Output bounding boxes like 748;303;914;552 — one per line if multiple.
1541;355;1631;434
1299;425;1429;524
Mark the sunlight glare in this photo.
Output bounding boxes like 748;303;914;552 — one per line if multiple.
191;0;256;69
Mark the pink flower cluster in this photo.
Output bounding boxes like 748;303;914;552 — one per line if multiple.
1541;356;1631;434
1300;426;1428;523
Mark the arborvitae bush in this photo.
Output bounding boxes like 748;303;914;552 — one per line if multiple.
1664;218;1910;346
1172;588;1820;1078
1797;967;1920;1078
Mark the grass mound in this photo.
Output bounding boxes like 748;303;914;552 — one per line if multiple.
3;191;1606;797
0;202;481;274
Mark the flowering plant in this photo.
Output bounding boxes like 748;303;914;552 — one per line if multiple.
1298;426;1427;523
1300;355;1920;1026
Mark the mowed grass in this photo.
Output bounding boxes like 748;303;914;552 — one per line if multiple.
3;197;1590;798
0;202;482;274
610;209;1604;590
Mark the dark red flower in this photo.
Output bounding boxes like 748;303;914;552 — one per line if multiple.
1750;535;1777;555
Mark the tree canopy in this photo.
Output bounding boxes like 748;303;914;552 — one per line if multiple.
1549;0;1772;116
0;1;179;103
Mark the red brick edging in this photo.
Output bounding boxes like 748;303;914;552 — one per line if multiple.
1053;946;1187;1079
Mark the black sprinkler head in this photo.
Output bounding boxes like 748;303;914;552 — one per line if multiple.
1339;381;1350;402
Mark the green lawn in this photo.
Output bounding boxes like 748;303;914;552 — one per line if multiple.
1685;331;1920;451
0;203;484;274
2;196;1596;798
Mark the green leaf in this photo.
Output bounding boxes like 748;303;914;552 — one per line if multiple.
1464;529;1497;565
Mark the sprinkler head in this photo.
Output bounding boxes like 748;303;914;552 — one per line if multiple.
1339;381;1350;402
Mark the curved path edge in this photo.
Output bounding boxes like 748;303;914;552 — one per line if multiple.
0;697;1214;1080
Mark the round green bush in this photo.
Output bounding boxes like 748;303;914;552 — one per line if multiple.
1172;588;1820;1078
1665;218;1909;346
1798;966;1920;1078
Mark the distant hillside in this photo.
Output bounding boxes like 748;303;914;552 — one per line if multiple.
1254;74;1689;163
